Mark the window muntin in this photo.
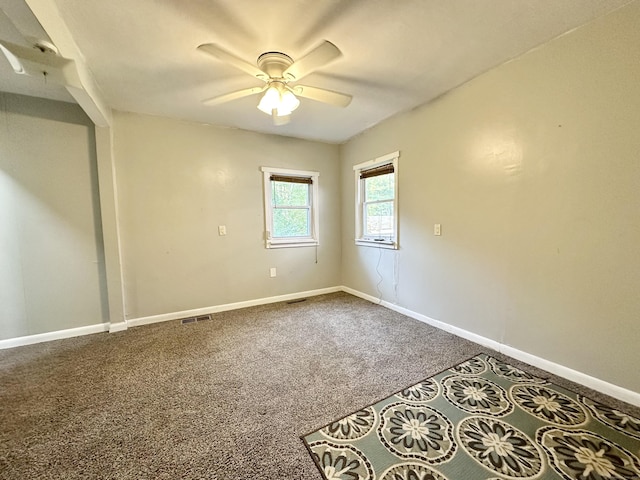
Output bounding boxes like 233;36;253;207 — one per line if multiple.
354;152;399;249
261;167;319;248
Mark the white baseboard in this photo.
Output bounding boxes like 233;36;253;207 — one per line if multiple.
341;286;640;408
109;321;128;333
0;287;341;348
0;287;342;348
342;286;503;352
3;285;638;408
0;323;109;350
128;286;342;328
499;346;640;408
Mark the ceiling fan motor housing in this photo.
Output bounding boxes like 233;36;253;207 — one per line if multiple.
257;52;293;79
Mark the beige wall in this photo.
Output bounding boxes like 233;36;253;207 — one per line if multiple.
341;3;640;392
0;93;107;339
113;112;341;319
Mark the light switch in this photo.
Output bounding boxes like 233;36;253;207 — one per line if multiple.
270;267;277;278
218;225;227;236
434;224;441;236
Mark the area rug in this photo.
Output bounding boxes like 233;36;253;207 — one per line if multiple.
302;354;640;480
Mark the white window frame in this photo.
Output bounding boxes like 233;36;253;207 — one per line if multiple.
354;151;399;249
261;166;319;249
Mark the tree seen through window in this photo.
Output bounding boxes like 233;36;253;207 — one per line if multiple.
364;172;394;238
272;180;311;237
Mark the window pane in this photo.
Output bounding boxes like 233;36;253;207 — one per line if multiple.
273;208;310;237
364;173;394;202
272;181;309;207
364;201;393;237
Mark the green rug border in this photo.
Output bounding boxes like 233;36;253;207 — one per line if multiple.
299;352;633;480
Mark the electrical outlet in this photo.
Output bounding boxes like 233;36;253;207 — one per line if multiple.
434;224;441;236
218;225;226;236
270;267;277;278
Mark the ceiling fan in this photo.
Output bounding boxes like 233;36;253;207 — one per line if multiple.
197;40;352;125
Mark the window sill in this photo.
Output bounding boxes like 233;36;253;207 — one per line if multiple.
267;240;319;249
355;239;398;250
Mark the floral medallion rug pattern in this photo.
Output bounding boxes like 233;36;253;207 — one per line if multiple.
302;354;640;480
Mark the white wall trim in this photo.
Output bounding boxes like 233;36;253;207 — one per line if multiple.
3;284;638;408
128;286;342;328
341;286;640;408
0;323;109;350
109;321;128;333
498;346;640;408
342;286;502;352
0;287;342;348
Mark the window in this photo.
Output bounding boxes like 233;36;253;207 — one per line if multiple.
354;151;399;249
261;167;319;248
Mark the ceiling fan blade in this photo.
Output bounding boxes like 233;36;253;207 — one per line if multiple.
198;43;268;81
292;85;352;108
0;40;82;89
202;86;266;106
283;41;342;81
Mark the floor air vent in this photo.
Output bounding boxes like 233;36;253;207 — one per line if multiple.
286;298;307;305
181;314;212;325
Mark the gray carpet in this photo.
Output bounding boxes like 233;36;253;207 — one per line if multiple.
0;292;637;479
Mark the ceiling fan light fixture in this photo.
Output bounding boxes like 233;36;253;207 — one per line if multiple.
280;89;300;114
257;85;279;114
257;82;300;117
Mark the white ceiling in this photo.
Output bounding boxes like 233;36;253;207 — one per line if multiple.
0;0;633;143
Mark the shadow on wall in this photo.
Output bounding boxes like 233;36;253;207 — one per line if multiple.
0;92;109;338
